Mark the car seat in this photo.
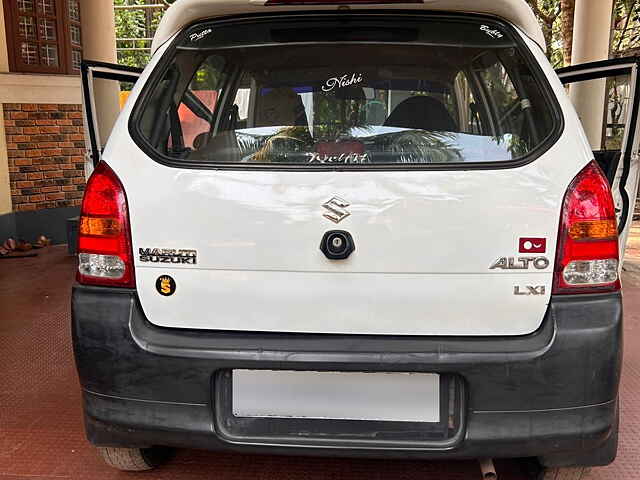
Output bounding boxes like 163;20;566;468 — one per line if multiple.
384;96;457;132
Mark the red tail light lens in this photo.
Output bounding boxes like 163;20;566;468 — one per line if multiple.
553;161;620;294
77;161;135;288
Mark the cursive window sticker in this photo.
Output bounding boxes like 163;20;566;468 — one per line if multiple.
307;152;370;164
190;28;212;42
322;73;364;93
480;25;503;39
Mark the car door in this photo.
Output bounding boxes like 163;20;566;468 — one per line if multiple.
557;57;640;257
81;60;142;175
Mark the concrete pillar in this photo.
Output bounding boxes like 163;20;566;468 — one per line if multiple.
0;104;12;216
0;9;12;215
80;0;121;149
0;5;9;73
569;0;615;149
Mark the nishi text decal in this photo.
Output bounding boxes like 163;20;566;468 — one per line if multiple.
322;73;363;93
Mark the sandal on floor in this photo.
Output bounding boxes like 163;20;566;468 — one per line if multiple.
0;252;38;259
15;240;33;252
32;235;52;249
2;237;16;252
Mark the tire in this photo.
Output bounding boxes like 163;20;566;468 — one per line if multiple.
97;446;172;471
538;467;591;480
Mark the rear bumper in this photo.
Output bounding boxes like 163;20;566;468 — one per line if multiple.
72;286;622;463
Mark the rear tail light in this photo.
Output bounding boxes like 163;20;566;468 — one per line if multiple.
553;161;620;294
77;161;135;288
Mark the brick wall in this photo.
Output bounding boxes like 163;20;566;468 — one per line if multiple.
3;103;86;212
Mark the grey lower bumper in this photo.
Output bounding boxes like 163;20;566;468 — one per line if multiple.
72;286;622;463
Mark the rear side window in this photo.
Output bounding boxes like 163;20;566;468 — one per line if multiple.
133;15;559;167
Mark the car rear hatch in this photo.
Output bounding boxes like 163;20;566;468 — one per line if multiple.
109;14;572;336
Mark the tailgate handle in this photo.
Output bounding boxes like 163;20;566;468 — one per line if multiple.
320;231;355;260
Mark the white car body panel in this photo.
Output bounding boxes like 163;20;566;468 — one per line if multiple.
101;33;597;336
151;0;547;54
621;157;640;256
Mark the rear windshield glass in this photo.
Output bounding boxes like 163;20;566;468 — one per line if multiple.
134;15;558;167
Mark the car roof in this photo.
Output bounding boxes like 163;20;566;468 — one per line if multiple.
151;0;545;54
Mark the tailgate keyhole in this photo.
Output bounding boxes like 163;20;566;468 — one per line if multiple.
320;230;355;260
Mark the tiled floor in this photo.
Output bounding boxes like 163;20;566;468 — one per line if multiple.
1;246;639;479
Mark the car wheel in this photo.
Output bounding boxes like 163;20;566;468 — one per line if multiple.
538;467;591;480
97;446;172;471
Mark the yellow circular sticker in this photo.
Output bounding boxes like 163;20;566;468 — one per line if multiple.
156;275;176;297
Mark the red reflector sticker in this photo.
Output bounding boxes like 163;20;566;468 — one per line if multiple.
519;238;546;254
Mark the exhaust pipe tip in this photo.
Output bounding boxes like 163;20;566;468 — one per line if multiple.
479;458;497;480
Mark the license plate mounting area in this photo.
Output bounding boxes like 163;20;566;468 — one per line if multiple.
213;370;465;449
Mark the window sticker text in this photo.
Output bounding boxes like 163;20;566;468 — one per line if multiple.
190;28;212;42
307;152;370;164
480;25;503;39
322;73;364;92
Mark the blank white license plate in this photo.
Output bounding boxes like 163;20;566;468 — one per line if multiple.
232;370;440;423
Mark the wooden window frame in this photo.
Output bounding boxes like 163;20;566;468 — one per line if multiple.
65;0;81;73
3;0;82;75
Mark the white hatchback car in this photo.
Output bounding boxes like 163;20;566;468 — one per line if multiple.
72;1;640;478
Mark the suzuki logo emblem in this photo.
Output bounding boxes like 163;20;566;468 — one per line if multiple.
322;196;351;224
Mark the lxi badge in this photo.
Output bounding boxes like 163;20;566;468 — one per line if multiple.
156;275;176;297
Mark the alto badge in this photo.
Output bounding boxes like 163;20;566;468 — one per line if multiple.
490;257;550;270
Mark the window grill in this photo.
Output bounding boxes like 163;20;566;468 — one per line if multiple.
115;1;171;62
